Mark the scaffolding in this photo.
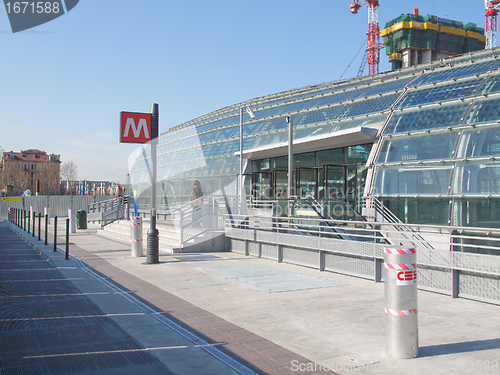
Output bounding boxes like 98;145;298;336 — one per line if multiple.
381;12;486;70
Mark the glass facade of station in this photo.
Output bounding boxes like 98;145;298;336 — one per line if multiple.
127;48;500;228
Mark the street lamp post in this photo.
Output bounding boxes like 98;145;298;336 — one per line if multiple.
239;106;255;215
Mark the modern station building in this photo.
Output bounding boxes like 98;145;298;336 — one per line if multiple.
128;46;500;230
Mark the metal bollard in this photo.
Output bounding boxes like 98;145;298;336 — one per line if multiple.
24;210;27;231
65;218;69;260
45;214;48;246
68;209;76;234
130;217;143;257
54;216;58;252
32;212;35;237
28;211;31;234
38;213;41;241
384;246;419;358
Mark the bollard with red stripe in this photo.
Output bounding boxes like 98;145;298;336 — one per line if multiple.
130;217;143;257
68;209;76;234
384;246;418;358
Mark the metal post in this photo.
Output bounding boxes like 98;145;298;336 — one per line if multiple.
179;210;184;251
384;246;418;358
23;209;26;231
130;216;143;257
28;211;30;234
65;218;69;260
287;115;293;217
45;214;48;246
239;107;254;216
240;108;244;215
54;216;58;252
38;213;41;241
147;103;159;264
32;212;35;237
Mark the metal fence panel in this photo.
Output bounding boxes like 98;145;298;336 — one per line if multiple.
459;271;500;303
229;239;245;254
0;195;113;219
261;243;278;260
325;253;375;279
282;246;318;269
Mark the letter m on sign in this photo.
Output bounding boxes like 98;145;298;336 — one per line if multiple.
120;112;152;143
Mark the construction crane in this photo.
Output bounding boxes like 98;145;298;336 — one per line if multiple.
485;0;500;49
350;0;383;75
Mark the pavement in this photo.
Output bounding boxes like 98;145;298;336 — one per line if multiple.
1;218;500;375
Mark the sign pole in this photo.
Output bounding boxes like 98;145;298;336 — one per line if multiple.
147;103;160;264
120;104;159;263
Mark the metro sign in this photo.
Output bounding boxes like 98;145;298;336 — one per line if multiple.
120;112;152;143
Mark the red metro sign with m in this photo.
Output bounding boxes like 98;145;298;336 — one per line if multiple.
120;112;152;144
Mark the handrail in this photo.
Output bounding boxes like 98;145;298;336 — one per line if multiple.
87;196;129;227
362;195;436;251
224;213;500;255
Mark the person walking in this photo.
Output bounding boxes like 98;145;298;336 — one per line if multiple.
191;180;203;227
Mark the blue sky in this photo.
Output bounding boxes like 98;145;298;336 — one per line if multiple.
0;0;486;183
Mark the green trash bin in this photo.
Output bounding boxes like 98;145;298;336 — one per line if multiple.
76;209;87;230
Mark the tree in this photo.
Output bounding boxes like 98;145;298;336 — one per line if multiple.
60;161;78;194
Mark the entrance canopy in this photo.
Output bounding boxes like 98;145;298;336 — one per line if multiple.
240;126;379;161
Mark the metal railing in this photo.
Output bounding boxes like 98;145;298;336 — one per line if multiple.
225;214;500;305
362;195;435;250
87;196;129;227
170;194;242;250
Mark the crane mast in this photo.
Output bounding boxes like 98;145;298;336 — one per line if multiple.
350;1;383;75
486;0;500;49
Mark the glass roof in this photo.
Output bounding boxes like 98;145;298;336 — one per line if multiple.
129;47;500;211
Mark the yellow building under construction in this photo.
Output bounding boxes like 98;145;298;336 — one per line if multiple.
382;9;486;70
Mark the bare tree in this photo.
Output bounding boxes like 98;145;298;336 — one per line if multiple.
60;161;78;193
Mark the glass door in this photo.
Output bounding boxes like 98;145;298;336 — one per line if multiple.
252;172;272;200
347;164;358;208
273;170;288;199
297;168;318;198
324;165;346;201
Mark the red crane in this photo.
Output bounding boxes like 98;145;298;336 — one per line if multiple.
486;0;500;49
350;0;383;75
